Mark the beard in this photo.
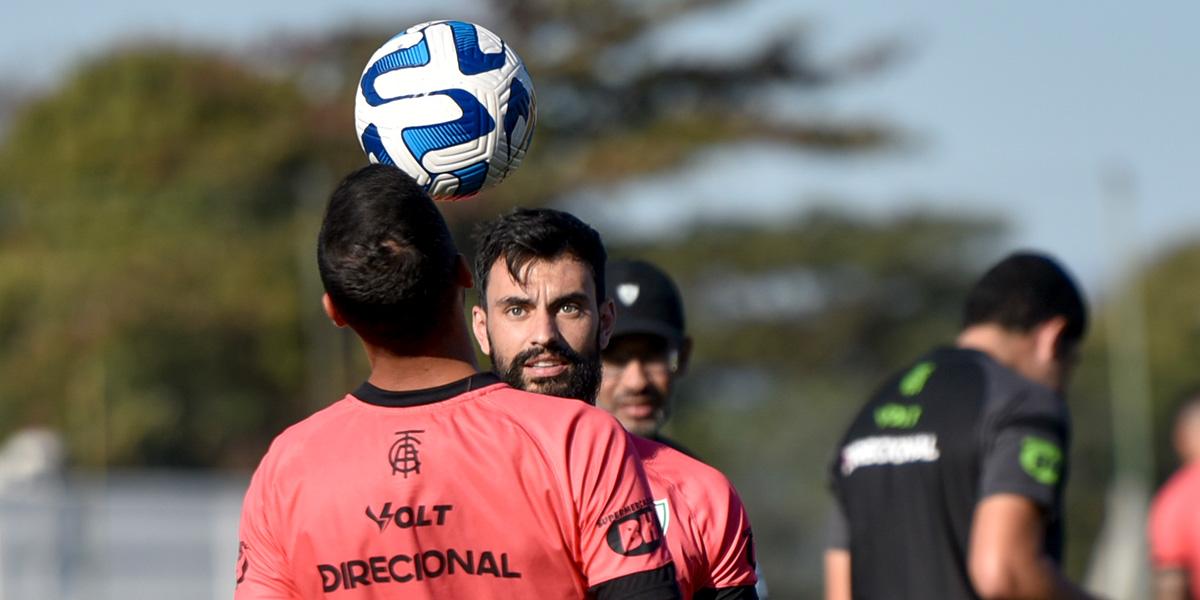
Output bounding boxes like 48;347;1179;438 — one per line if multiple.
492;336;603;404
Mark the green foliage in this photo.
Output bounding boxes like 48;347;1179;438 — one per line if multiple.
0;48;315;466
1088;242;1200;484
0;3;1138;594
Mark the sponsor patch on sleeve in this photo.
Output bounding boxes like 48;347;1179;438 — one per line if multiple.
598;499;663;557
1019;436;1063;485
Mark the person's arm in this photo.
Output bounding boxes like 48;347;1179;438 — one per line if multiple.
823;500;851;600
571;410;680;599
235;449;302;600
591;564;681;600
693;585;757;600
972;381;1099;600
968;494;1096;600
824;549;851;600
694;472;759;599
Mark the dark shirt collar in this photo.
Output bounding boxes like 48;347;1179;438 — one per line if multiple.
352;373;502;407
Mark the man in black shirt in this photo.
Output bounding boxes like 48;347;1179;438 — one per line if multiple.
825;252;1098;600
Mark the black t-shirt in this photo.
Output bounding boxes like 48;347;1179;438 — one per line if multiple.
827;347;1070;600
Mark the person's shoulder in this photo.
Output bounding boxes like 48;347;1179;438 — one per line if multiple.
869;346;985;403
278;393;365;437
634;437;741;505
649;434;700;459
251;396;359;472
1149;462;1200;561
960;349;1063;416
923;346;994;383
1155;462;1200;508
476;384;627;439
479;384;610;418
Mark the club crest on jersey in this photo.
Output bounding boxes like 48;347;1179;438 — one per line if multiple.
617;283;640;306
654;499;670;536
389;430;424;479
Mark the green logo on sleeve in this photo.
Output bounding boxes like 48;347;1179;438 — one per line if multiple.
874;404;923;429
899;361;936;397
1020;436;1063;485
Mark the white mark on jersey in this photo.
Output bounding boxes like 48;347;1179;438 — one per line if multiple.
841;434;940;475
654;498;670;536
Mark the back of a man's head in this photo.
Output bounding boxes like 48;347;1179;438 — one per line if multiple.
473;207;608;306
317;164;459;349
962;251;1088;353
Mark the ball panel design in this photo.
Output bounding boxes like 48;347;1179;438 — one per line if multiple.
447;20;507;76
359;37;431;107
354;20;536;200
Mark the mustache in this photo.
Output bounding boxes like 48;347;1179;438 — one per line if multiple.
508;340;586;373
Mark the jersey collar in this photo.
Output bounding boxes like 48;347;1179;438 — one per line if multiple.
352;373;502;407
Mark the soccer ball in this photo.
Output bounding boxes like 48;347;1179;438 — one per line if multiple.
354;20;537;200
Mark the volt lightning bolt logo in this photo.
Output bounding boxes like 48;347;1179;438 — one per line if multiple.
389;430;425;478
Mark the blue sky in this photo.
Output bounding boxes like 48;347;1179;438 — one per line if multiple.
5;1;1199;297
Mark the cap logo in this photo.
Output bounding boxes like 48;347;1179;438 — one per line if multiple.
616;283;640;306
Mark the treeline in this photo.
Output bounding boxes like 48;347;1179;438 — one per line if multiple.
2;2;1198;594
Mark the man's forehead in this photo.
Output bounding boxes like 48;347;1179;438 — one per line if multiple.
489;254;596;293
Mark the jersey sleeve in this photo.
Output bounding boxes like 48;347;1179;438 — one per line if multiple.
825;499;850;551
978;385;1068;511
825;440;850;551
235;448;300;600
591;564;682;600
567;411;674;590
698;480;759;590
1148;478;1190;569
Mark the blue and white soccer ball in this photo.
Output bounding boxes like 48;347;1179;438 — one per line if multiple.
354;20;537;200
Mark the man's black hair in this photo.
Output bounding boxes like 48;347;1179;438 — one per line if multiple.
317;164;459;348
473;208;607;306
963;251;1088;352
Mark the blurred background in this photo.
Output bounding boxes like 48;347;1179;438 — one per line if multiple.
2;0;1199;597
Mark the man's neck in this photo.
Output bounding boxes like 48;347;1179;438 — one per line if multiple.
363;335;480;392
955;324;1026;370
367;355;479;391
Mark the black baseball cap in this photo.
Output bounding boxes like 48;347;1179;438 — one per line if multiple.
605;259;686;346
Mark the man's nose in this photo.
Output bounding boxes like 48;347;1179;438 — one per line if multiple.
527;310;561;347
618;358;650;390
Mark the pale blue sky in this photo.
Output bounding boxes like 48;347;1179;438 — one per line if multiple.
5;1;1199;297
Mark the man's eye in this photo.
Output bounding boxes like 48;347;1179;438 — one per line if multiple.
505;306;526;317
559;304;580;314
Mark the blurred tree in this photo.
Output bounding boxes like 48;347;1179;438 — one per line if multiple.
0;49;317;467
0;1;1122;595
1081;241;1200;485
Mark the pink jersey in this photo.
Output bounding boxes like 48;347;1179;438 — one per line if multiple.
236;374;672;599
630;435;757;599
1149;461;1200;599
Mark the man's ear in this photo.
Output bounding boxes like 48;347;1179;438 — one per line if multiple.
455;254;474;289
598;298;616;350
471;304;491;355
1033;316;1068;365
322;293;348;328
675;336;694;376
